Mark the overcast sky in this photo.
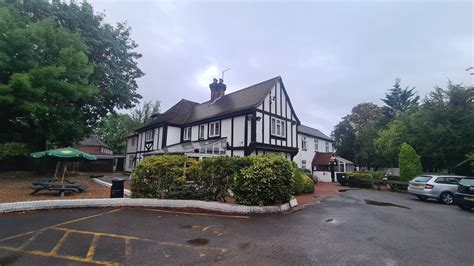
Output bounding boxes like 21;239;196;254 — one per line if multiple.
89;0;472;135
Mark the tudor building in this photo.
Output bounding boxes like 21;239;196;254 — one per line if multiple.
124;76;300;172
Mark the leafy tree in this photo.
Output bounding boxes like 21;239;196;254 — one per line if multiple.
93;100;160;153
347;102;383;134
332;118;356;162
375;120;407;168
354;122;380;170
94;114;135;153
399;143;423;181
3;0;144;120
130;100;161;127
382;78;419;121
0;8;97;149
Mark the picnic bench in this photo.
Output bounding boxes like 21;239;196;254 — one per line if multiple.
31;180;87;197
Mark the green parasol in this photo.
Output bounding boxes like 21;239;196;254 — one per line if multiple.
31;147;96;183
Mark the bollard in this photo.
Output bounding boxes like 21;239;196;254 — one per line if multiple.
110;178;124;198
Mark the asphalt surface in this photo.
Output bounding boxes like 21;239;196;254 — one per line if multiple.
0;189;473;265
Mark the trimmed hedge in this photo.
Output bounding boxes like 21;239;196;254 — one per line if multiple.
131;154;294;206
232;155;294;206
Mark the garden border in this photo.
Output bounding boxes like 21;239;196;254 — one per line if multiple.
0;198;292;214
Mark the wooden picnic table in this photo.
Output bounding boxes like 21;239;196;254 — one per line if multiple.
31;180;87;197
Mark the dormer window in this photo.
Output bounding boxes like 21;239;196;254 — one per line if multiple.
209;121;220;137
183;127;191;141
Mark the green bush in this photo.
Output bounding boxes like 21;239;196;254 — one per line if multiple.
350;172;373;180
399;143;423;181
131;155;188;198
302;174;315;193
291;165;315;195
0;142;29;160
187;156;250;201
232;155;294;206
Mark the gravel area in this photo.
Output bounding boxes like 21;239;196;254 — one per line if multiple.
0;171;110;203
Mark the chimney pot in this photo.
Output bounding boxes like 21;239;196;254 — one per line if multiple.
209;77;226;101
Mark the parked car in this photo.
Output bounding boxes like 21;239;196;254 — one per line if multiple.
454;177;474;211
407;175;465;205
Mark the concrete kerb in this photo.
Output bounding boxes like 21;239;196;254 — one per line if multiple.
0;198;292;215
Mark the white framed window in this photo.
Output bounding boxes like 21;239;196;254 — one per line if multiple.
314;139;318;151
271;118;286;137
302;136;307;150
325;141;330;152
199;124;205;139
183;127;191;141
209;121;220;137
145;129;154;141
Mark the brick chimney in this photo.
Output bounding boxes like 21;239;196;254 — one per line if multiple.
209;78;226;101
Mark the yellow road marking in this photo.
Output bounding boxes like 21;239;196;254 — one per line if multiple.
0;245;114;265
85;234;100;261
0;209;121;243
52;227;228;253
143;208;249;219
49;231;70;256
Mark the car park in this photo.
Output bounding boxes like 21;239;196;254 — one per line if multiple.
407;175;465;205
454;177;474;211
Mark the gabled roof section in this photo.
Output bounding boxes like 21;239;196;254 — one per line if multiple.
186;76;281;123
138;76;281;130
78;136;111;149
312;152;333;166
140;99;199;130
298;125;332;141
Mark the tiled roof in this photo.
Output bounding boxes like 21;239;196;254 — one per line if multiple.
78;136;111;149
138;76;282;131
312;152;333;166
298;125;332;141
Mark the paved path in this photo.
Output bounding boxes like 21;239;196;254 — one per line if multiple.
0;188;473;265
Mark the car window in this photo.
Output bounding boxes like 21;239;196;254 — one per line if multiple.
414;176;432;182
459;179;474;186
445;177;459;185
435;177;446;184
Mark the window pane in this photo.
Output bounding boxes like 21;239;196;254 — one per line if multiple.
210;123;215;136
282;121;285;136
271;119;275;134
276;121;280;135
215;122;220;135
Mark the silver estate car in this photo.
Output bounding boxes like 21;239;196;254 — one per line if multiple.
407;175;465;205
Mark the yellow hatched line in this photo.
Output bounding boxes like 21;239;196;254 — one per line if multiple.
49;231;70;256
85;234;100;261
52;227;228;253
0;209;122;243
0;245;116;265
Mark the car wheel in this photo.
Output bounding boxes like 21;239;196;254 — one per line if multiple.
416;195;427;201
440;192;454;205
458;205;472;211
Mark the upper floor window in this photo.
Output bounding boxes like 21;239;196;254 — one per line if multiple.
314;139;318;151
271;118;286;137
199;124;205;139
325;141;330;152
183;127;191;141
209;121;220;137
131;137;136;146
302;136;307;150
145;129;154;141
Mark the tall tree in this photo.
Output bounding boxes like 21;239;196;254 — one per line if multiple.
382;78;419;121
3;0;144;122
0;8;97;149
347;102;383;134
130;100;161;127
332;118;356;161
399;143;423;181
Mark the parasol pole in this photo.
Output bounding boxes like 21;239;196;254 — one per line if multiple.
61;162;67;184
54;161;61;179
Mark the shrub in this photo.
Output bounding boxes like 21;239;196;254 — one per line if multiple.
399;143;423;181
350;172;373;180
131;155;188;198
232;155;294;206
0;142;29;160
291;165;314;195
187;156;250;201
302;174;315;193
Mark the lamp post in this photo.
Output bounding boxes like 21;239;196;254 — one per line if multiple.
329;154;337;182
